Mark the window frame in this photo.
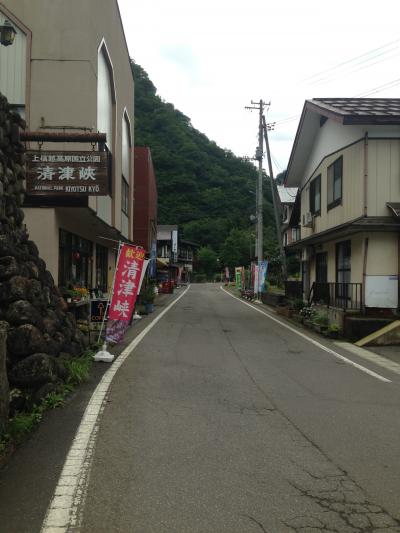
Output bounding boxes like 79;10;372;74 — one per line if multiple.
121;177;129;216
309;174;321;216
327;156;343;210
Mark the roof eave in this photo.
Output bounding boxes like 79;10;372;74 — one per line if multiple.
285;100;340;187
343;116;400;125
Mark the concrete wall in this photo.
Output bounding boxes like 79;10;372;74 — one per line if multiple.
23;207;59;282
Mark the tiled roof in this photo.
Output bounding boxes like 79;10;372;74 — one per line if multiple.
311;98;400;118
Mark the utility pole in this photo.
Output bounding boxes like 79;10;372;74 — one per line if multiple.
262;115;287;281
245;100;266;272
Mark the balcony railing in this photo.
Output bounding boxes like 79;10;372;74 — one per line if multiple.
309;282;362;311
285;280;303;299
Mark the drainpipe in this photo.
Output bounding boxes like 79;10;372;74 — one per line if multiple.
363;132;368;217
362;237;369;314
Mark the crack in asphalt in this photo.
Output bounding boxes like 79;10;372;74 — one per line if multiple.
219;320;400;533
218;397;276;416
285;476;400;532
243;514;271;532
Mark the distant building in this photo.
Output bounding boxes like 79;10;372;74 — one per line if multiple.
133;147;158;277
157;225;198;283
277;186;299;247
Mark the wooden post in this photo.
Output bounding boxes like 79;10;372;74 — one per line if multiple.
0;322;9;438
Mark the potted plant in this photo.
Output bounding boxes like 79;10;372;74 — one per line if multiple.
327;323;340;339
62;288;75;303
142;283;156;314
312;312;329;334
299;304;315;328
291;298;304;323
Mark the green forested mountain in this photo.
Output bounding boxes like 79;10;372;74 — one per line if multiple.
132;61;278;267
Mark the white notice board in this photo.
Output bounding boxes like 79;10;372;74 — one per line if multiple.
365;275;398;308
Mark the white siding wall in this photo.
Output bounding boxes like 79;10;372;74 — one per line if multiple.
96;45;113;226
302;119;400;188
122;114;130;179
120;114;130;238
301;142;365;239
0;12;26;107
367;139;400;216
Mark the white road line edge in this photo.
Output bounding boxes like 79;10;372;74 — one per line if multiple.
41;285;191;533
220;287;391;384
335;342;400;376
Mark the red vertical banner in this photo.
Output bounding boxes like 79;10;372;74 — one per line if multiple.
106;244;145;344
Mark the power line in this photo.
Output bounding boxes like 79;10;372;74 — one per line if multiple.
302;37;400;83
355;77;400;97
309;48;400;87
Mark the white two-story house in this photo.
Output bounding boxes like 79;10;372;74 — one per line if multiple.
285;98;400;314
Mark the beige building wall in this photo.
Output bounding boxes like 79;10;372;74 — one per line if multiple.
24;207;59;282
24;207;120;289
1;0;134;236
301;141;365;240
366;233;398;276
367;139;400;217
1;0;134;290
308;232;398;286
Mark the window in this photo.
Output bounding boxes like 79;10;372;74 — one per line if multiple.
292;227;300;242
121;113;131;217
121;178;129;216
336;240;351;305
327;156;342;209
59;230;93;288
96;244;108;292
309;175;321;215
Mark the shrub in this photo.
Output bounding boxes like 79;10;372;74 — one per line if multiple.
313;312;329;326
292;298;304;311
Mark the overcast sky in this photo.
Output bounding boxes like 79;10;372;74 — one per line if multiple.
118;0;400;175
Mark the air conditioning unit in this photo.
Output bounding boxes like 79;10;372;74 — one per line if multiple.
302;212;313;227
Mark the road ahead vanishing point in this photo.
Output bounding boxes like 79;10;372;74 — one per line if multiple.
5;284;400;533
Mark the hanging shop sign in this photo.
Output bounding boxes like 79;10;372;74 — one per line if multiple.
26;150;109;196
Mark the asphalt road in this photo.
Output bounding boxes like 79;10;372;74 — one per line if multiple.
77;284;400;533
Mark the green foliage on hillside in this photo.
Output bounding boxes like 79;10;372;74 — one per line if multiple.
132;61;277;265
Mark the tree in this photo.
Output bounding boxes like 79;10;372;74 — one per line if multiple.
220;228;253;269
131;61;276;252
196;247;218;279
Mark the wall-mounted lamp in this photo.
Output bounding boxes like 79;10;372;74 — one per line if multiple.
0;21;16;46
